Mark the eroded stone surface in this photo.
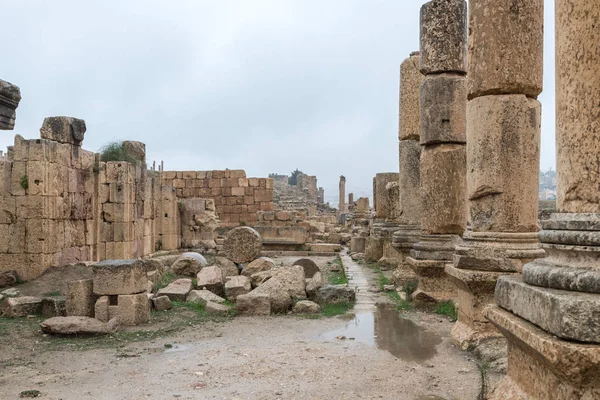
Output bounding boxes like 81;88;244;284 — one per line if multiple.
292;258;320;279
224;227;262;263
171;252;207;276
399;53;423;141
235;293;271;315
40;316;117;335
157;278;193;302
0;79;21;130
39;116;87;146
224;275;251;301
93;259;147;296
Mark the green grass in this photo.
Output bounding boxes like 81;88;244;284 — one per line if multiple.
435;300;457;321
155;272;176;291
99;141;140;164
321;302;354;317
367;262;414;312
327;256;348;285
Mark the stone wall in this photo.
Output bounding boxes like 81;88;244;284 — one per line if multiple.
161;170;274;228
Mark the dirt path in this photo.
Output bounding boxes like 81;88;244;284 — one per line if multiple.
0;254;486;400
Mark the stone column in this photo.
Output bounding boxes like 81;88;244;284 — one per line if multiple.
0;80;22;130
338;175;346;214
350;197;370;253
406;0;467;302
366;173;399;264
445;0;545;349
486;1;600;398
392;52;422;287
348;193;354;207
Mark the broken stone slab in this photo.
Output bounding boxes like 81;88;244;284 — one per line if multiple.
1;296;42;317
93;259;147;296
292;258;320;279
496;276;600;343
305;271;324;300
223;226;263;263
214;256;239;279
523;262;600;294
309;243;341;253
171;252;207;276
152;295;172;311
205;301;230;315
157;278;193;302
196;266;224;295
235;293;271;315
0;270;19;288
186;289;226;305
292;300;321;314
95;296;110;322
316;285;356;304
118;293;149;325
121;141;146;163
241;257;275;277
66;279;95;317
419;0;467;75
250;270;274;288
40;316;119;335
41;297;66;318
224;275;251;302
0;79;21;130
39;116;87;146
1;287;19;297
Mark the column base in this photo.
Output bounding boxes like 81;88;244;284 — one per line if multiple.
445;265;510;349
391;225;420;287
406;257;455;303
486;305;600;400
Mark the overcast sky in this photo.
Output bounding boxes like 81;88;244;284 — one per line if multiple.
1;0;556;206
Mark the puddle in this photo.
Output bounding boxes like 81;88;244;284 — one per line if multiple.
320;304;442;362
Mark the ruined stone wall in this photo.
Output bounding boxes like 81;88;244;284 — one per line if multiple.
161;170;274;228
272;173;318;215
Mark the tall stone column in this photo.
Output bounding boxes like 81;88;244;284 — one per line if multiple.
338;175;346;214
366;173;399;264
445;0;545;349
486;1;600;398
406;0;467;302
350;197;370;253
392;52;422;286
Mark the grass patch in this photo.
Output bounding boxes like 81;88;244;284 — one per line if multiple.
321;302;354;317
435;300;457;321
367;262;415;312
155;272;176;291
327;256;348;285
99;141;140;164
42;290;62;297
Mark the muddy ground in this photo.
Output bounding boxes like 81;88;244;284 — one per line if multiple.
0;254;501;400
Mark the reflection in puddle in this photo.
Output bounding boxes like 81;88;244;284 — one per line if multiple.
320;304;442;362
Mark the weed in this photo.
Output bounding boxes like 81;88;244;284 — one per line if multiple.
19;390;41;398
321;302;354;317
98;141;140;164
156;272;176;291
164;343;173;349
435;301;457;322
20;175;28;190
328;256;348;285
42;290;62;297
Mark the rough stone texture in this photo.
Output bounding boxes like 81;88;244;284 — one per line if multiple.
196;266;224;295
555;0;600;213
385;182;401;222
121;141;146;163
0;79;22;130
495;276;600;343
399;53;423;141
242;257;275;277
1;296;42;317
467;95;541;232
356;197;370;214
171;252;207;276
350;237;366;253
41;297;67;318
66;279;95;317
486;305;600;400
420;144;466;235
292;300;321;314
406;257;455;303
39;116;87;146
223;227;263;263
235;293;271;315
364;237;384;263
374;173;399;219
40;316;118;335
308;243;341;253
92;259;147;295
339;175;346;213
0;270;18;288
249;270;275;288
398;140;422;226
214;256;239;279
420;0;467;75
186;289;226;305
419;74;467;145
205;301;230;315
117;293;149;326
316;285;356;304
252;266;307;313
157;278;193;302
467;0;543;99
224;275;251;301
95;296;109;322
305;271;324;300
523;263;600;294
151;295;172;311
292;258;320;279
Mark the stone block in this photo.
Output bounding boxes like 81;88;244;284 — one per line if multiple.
186;289;226;305
66;279;95;317
235;292;271;315
0;79;21;130
92;259;147;295
496;276;600;343
196;266;224;295
157;278;193;302
468;0;543;99
41;297;66;318
95;296;110;322
420;0;467;74
224;275;251;301
152;295;172;311
398;140;421;226
117;293;149;325
205;301;230;315
223;226;263;263
39;116;86;146
41;316;118;335
1;296;42;317
419;74;467;145
309;243;341;253
420;144;466;234
350;237;366;253
399;53;423;141
467;95;540;232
